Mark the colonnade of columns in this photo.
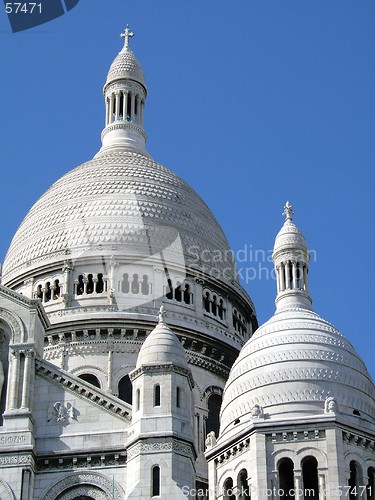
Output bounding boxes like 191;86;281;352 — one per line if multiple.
276;261;308;294
6;348;35;411
105;90;144;127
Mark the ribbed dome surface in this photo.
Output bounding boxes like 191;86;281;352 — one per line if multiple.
2;151;236;283
273;219;307;255
136;322;189;370
220;306;375;438
105;47;146;89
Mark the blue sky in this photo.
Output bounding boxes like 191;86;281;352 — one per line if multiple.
0;0;374;378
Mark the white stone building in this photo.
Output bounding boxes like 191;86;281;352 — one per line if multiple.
0;29;373;500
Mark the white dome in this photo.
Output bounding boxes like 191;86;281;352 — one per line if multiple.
2;150;237;285
273;219;307;255
105;45;146;91
220;306;375;439
136;321;189;370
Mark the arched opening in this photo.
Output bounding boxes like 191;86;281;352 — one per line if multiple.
53;279;61;299
349;461;362;500
96;273;104;293
119;92;124;120
78;373;101;388
218;299;225;320
367;467;375;500
126;93;132;121
206;393;222;438
141;275;149;295
136;388;140;411
184;284;191;304
121;273;130;293
36;284;43;299
174;282;182;302
223;477;235;500
302;456;319;499
77;275;84;295
118;375;132;404
203;292;210;312
166;278;173;300
45;282;51;302
152;465;160;497
211;295;217;316
278;457;295;499
238;469;250;499
154;384;161;407
87;274;94;294
131;274;140;294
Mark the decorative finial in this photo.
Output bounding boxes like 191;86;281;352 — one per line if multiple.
283;201;294;221
120;25;134;49
157;306;167;325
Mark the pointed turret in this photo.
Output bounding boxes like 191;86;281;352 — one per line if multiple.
272;201;312;311
99;27;149;156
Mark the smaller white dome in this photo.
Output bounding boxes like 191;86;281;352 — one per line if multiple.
105;46;146;90
273;219;307;255
136;321;189;371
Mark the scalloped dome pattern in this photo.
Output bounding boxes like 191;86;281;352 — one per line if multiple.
273;219;307;254
136;323;189;370
105;47;146;89
2;151;236;283
220;307;375;436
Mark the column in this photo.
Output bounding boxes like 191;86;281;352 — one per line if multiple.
293;470;303;500
292;262;298;289
131;92;135;122
276;266;281;293
105;97;109;126
318;472;326;500
280;263;285;291
21;350;33;409
123;91;127;121
109;94;115;123
107;349;113;393
285;261;291;289
115;91;120;121
136;95;141;125
8;350;20;410
303;266;308;291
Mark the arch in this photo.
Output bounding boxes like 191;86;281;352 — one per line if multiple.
302;456;319;499
367;466;375;500
154;384;161;407
206;392;222;439
118;374;132;404
223;477;235;500
152;465;160;497
0;478;15;499
278;457;295;499
349;460;363;500
237;468;250;498
78;373;101;389
40;472;123;500
96;274;104;294
0;308;25;344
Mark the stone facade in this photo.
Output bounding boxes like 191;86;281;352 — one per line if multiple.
0;31;374;500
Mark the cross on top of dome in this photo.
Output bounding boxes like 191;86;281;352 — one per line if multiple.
283;201;294;221
120;25;134;49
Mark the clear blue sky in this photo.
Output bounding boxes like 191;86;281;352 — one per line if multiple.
1;0;374;378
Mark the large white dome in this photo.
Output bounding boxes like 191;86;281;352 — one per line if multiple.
2;150;237;285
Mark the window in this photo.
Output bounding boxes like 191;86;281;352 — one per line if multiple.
238;469;250;499
223;478;235;500
302;456;319;499
87;274;94;294
136;388;140;411
131;274;140;294
96;273;104;293
152;465;160;496
367;467;375;500
176;387;181;408
349;461;362;500
141;275;150;295
118;375;132;404
278;458;295;499
154;384;161;407
77;275;84;295
206;393;222;438
122;273;130;293
78;373;101;388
